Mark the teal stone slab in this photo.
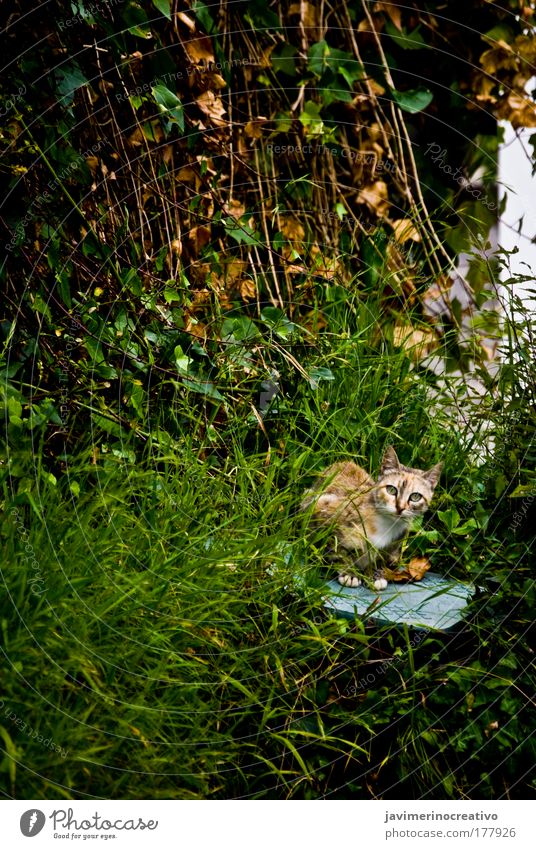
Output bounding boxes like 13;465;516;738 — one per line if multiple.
323;572;475;631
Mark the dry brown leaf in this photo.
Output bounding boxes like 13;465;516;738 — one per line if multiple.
223;258;247;284
188;225;211;253
369;79;386;96
176;11;196;31
208;73;227;90
408;557;432;580
480;45;518;75
279;217;305;242
498;92;536;128
374;1;402;30
288;2;319;30
245;117;268;138
85;156;100;176
223;198;246;220
184;316;209;340
239;278;257;300
184;36;215;65
383;567;410;582
357;180;389;216
474;74;498;104
128;122;164;147
176;165;197;183
258;44;276;69
392;323;438;360
357;14;385;33
515;33;536;64
422;279;452;320
196;90;227;126
391;218;421;243
384;557;431;583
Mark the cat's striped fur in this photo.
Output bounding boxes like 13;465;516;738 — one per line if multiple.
301;446;442;590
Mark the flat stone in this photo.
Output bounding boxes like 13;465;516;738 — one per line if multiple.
323;571;475;631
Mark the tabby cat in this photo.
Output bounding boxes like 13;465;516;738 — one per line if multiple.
301;446;442;590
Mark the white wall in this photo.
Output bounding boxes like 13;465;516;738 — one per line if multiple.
498;121;536;310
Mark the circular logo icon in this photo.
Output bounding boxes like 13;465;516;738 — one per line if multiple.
20;810;46;837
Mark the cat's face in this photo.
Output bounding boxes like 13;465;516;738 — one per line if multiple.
373;446;442;520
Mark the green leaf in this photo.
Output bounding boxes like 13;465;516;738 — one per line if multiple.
261;307;299;339
164;287;182;304
174;345;192;375
223;217;259;246
222;316;260;342
152;85;184;132
452;519;478;535
244;3;280;30
56;65;89;104
509;483;536;498
192;0;216;33
437;508;460;531
151;0;171;20
385;20;428;50
7;396;22;421
391;87;433;114
307;41;330;76
272;44;298;77
299;101;323;135
307;366;334;389
308;42;363;85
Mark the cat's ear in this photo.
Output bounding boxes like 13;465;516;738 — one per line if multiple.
380;445;400;475
424;461;443;488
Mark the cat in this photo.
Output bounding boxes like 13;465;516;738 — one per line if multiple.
301;446;442;590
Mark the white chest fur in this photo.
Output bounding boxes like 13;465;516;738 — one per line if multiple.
368;513;410;551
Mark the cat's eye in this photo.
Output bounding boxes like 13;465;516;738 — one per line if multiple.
409;492;423;502
385;485;398;496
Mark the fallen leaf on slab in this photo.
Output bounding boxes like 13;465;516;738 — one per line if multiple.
408;556;432;580
384;557;431;582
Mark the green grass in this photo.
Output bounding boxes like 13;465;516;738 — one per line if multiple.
1;289;535;799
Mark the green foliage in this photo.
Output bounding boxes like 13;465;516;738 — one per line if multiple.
1;282;535;799
0;0;535;801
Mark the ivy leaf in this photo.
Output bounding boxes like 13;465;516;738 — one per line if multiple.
55;65;89;106
222;317;260;342
307;41;330;76
437;508;461;531
272;44;298;77
299;101;324;136
391;87;433;114
223;217;259;246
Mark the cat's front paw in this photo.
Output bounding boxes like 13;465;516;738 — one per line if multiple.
373;577;388;591
338;573;362;588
